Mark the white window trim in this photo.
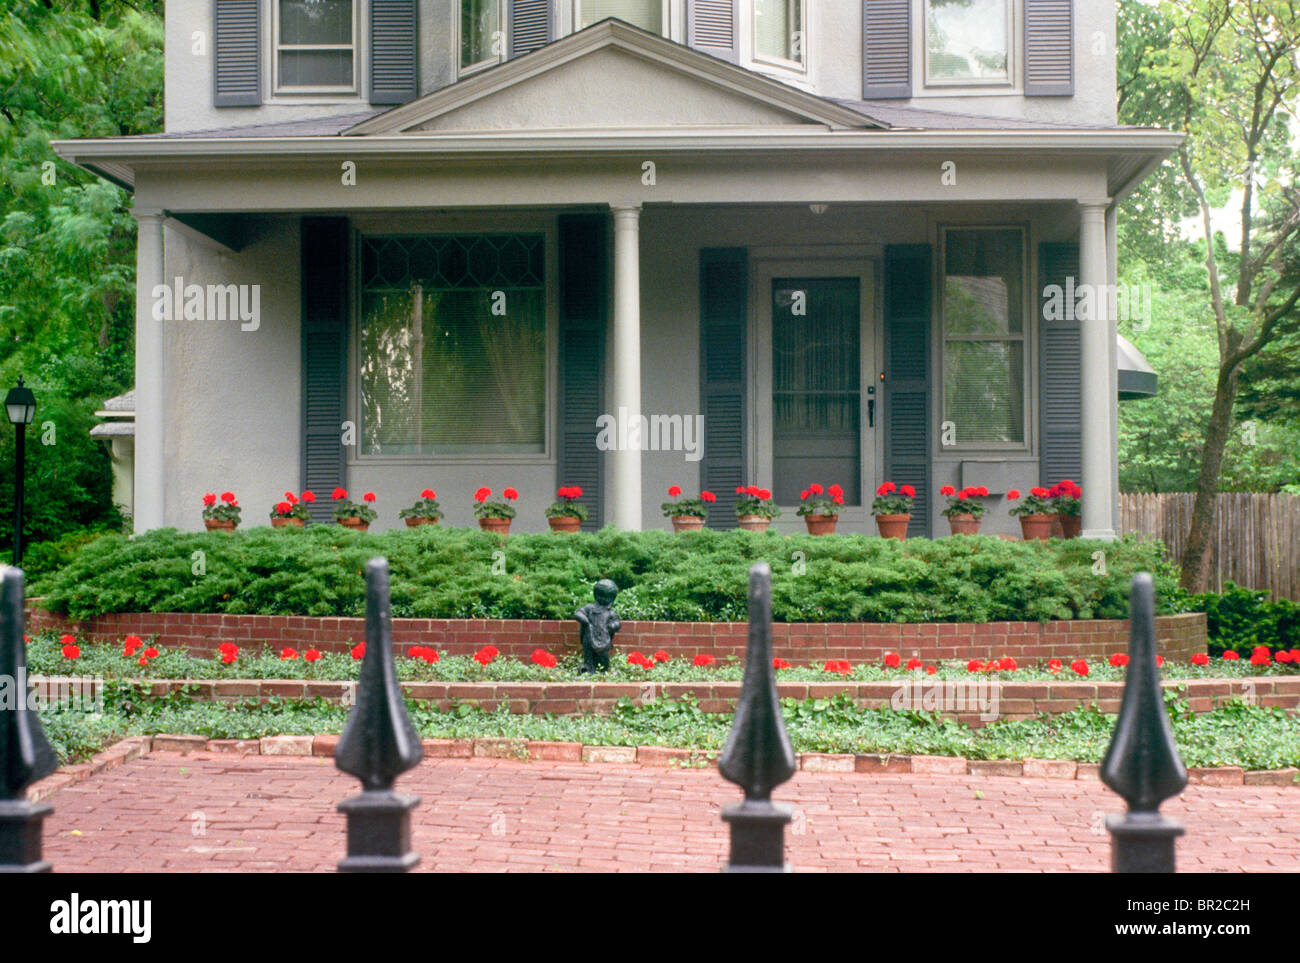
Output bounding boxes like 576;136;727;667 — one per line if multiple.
347;212;560;467
573;0;671;37
918;0;1019;95
750;0;806;76
937;224;1031;453
458;0;508;78
272;0;360;96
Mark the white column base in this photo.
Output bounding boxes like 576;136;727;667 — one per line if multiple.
610;203;642;531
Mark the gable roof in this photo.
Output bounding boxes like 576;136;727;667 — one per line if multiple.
345;19;877;136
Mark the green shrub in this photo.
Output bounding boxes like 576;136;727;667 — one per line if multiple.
1189;582;1300;655
32;526;1181;623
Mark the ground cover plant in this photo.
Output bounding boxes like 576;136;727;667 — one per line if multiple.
33;526;1181;623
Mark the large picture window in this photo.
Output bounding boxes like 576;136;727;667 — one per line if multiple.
753;0;804;68
461;0;502;71
576;0;666;34
359;235;547;456
275;0;356;91
941;227;1026;445
924;0;1010;84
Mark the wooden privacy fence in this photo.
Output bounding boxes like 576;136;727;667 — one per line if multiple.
1120;493;1300;601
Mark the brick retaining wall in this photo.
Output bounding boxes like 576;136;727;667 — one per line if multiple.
24;606;1207;664
36;671;1282;728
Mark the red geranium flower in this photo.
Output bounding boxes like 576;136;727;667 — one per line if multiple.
62;643;80;660
362;492;376;503
1109;653;1129;668
925;665;937;675
1156;655;1165;668
275;501;293;515
627;651;652;668
772;657;791;670
421;488;436;499
284;491;298;504
1222;651;1240;661
906;657;922;670
652;650;670;663
701;490;716;503
305;648;321;663
736;486;747;495
474;486;491;502
940;485;956;497
202;492;217;506
531;649;558;668
668;485;682;497
217;642;237;655
1047;658;1062;673
1277;650;1293;664
758;489;772;501
138;656;148;666
883;651;901;668
503;488;519;500
301;490;316;503
827;484;843;498
143;647;159;659
1007;489;1021;499
966;659;983;672
1250;649;1272;666
900;484;915;498
281;648;299;661
352;642;366;660
831;494;844;505
809;484;824;495
975;486;989;497
1191;652;1210;666
998;657;1017;671
473;645;499;665
221;491;235;503
693;654;715;667
221;652;237;665
822;659;851;675
1070;659;1089;676
332;487;348;500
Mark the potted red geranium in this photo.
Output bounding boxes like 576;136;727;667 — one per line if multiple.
269;490;314;528
796;483;843;534
940;484;988;535
399;489;443;527
734;485;779;531
546;485;587;532
1007;487;1055;540
661;485;714;532
871;482;914;539
474;486;517;535
202;491;241;531
1049;479;1082;538
332;488;377;532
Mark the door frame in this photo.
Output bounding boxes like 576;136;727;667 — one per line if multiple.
748;246;883;533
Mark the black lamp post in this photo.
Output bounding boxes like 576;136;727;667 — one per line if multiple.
5;378;36;568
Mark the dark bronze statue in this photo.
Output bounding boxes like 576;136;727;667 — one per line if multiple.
574;578;621;673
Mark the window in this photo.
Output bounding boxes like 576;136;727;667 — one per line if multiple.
924;0;1010;85
753;0;803;68
275;0;356;92
941;227;1026;445
576;0;666;34
461;0;503;72
359;235;547;456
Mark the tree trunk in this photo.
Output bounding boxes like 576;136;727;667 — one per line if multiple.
1178;366;1238;592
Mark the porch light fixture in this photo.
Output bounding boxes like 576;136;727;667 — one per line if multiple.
5;377;35;567
809;204;829;215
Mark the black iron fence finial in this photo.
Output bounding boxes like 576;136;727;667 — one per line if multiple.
1100;571;1189;873
335;557;424;872
0;566;58;872
718;561;797;872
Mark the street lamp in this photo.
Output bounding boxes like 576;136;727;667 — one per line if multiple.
5;378;36;568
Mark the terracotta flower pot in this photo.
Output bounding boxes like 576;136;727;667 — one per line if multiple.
479;517;512;535
1059;514;1081;539
404;517;439;528
271;517;304;529
736;515;771;532
204;518;236;532
804;514;838;536
947;513;981;536
875;513;910;540
338;517;370;533
1018;514;1054;541
548;516;582;533
671;515;705;533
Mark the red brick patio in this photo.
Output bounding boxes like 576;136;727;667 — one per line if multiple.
40;752;1299;872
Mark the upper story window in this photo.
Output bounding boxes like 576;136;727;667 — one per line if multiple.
924;0;1011;86
275;0;357;93
462;0;504;72
753;0;804;70
576;0;667;35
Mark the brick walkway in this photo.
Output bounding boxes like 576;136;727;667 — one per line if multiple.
41;752;1300;872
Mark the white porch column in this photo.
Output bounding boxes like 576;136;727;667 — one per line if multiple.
133;209;166;533
1078;200;1115;539
610;203;642;530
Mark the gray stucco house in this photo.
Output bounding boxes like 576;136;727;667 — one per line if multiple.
55;0;1176;537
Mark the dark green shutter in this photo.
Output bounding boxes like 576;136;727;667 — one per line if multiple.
687;0;739;63
1039;242;1082;486
862;0;911;99
301;218;350;522
559;214;607;531
883;244;931;537
700;248;747;528
213;0;261;107
370;0;418;105
1024;0;1074;96
509;0;553;58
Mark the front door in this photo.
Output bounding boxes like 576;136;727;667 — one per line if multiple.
752;257;879;529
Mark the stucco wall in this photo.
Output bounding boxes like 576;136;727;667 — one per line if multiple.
165;1;1116;134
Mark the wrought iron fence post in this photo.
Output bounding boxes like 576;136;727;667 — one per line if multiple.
1100;571;1188;873
335;558;424;872
0;567;58;872
718;562;797;872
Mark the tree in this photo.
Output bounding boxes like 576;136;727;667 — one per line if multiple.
1119;0;1300;591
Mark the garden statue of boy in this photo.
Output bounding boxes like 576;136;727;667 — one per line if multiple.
575;579;621;673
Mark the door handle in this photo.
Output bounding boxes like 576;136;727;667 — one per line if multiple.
868;398;875;428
